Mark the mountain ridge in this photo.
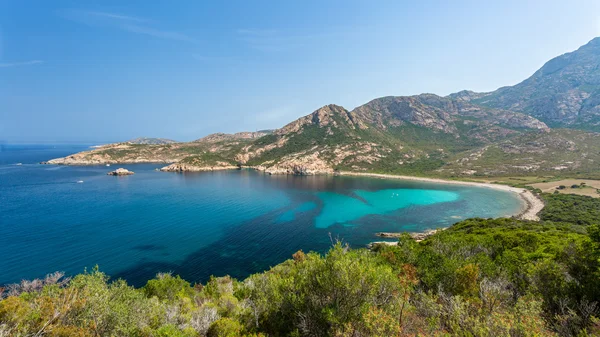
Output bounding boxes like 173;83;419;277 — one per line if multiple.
469;37;600;129
46;37;600;178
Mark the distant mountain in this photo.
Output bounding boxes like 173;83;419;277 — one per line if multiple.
127;137;178;145
353;94;548;142
194;131;273;143
46;37;600;178
471;37;600;130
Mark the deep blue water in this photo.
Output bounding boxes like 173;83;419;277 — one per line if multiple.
0;144;523;286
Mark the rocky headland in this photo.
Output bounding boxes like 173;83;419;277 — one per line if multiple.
160;162;239;172
367;228;446;249
376;228;447;241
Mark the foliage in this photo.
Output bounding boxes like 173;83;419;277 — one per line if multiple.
143;272;195;301
540;193;600;225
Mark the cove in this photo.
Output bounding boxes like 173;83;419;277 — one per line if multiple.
0;145;524;286
315;189;459;228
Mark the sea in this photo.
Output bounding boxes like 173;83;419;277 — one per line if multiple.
0;144;523;286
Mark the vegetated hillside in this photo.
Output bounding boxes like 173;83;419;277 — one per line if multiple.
353;94;548;142
127;137;178;145
471;37;600;130
194;130;273;143
1;193;598;336
238;104;409;174
235;96;549;175
441;129;600;177
44;136;252;166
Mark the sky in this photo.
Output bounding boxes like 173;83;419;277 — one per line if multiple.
1;0;600;143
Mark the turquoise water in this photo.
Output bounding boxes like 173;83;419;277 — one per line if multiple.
0;144;523;286
315;189;459;228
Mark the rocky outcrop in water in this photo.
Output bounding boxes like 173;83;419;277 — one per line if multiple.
107;168;134;176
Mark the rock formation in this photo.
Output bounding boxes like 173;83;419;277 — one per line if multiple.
107;168;134;176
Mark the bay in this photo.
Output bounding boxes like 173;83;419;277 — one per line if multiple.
0;144;523;286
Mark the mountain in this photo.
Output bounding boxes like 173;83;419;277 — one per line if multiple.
471;37;600;130
442;129;600;176
127;137;178;145
353;94;548;143
236;104;384;174
234;97;549;175
46;38;600;178
194;130;273;143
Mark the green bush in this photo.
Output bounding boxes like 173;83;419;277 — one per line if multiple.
540;193;600;225
143;273;194;301
207;318;243;337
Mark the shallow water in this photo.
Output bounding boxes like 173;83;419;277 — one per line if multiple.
0;144;523;286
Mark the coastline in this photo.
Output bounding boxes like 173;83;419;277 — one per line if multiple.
41;154;545;221
338;171;544;221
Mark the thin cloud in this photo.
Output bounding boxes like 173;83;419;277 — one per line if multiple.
120;24;196;43
0;60;43;68
59;9;197;43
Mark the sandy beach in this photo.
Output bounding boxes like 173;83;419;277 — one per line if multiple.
339;172;544;221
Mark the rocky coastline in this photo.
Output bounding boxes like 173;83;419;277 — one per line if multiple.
367;228;447;248
377;228;447;241
159;162;240;172
43;153;544;221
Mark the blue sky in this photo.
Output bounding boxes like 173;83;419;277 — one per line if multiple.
1;0;600;143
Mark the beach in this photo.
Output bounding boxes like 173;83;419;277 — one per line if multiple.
339;172;544;221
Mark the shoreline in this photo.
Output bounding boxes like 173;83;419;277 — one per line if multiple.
338;171;544;221
40;158;544;221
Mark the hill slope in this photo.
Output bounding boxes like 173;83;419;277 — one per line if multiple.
472;37;600;130
127;137;178;145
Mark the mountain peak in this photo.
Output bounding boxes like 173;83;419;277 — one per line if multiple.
275;104;367;135
582;36;600;48
472;37;600;129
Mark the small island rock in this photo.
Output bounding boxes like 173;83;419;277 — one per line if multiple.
107;168;134;176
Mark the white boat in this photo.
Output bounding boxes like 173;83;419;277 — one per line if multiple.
106;164;111;167
15;163;22;166
77;180;84;183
